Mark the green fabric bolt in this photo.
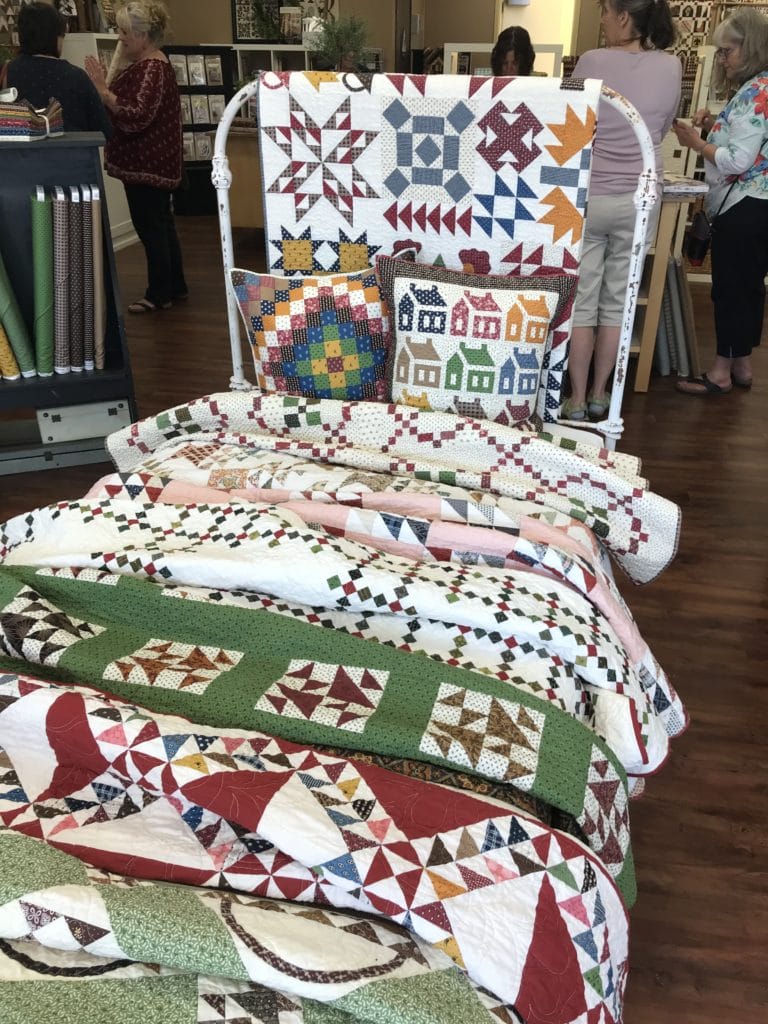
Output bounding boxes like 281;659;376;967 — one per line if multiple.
0;247;35;377
30;192;55;377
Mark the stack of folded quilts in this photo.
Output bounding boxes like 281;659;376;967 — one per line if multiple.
0;99;64;141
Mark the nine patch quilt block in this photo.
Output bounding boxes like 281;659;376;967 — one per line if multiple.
230;267;389;401
257;72;601;419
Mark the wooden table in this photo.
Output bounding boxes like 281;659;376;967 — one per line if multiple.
632;191;703;392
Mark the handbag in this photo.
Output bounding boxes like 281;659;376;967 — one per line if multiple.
684;180;737;265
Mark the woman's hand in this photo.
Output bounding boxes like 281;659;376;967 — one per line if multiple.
692;108;716;132
672;117;706;151
85;55;107;92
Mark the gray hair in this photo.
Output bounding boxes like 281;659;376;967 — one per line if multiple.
713;8;768;88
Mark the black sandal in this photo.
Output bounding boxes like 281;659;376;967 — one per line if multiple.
128;298;172;314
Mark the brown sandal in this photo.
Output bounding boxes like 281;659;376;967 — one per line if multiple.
128;298;172;314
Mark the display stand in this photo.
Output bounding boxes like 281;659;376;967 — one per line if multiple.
0;134;136;476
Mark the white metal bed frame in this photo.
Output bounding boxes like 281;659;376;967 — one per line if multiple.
212;77;657;450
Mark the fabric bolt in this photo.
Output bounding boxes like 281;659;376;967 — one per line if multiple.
91;190;106;370
52;191;70;374
0;247;35;377
0;323;20;380
257;72;602;421
30;191;55;376
67;194;85;372
81;190;96;371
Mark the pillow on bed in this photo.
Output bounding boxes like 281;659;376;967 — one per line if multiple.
376;255;577;423
230;267;390;401
381;259;574;427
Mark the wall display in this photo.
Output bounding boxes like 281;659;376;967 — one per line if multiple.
194;131;213;161
231;0;281;43
186;53;206;86
179;94;192;125
205;53;224;85
208;94;227;124
168;52;189;86
191;94;211;125
182;131;196;162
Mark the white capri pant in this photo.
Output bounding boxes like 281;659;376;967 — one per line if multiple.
573;191;659;327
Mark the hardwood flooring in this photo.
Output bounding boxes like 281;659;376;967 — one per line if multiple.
1;216;766;1022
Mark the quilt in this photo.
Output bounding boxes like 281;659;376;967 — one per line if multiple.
0;394;685;1024
256;72;602;421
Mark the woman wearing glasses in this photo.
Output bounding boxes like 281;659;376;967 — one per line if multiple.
673;9;768;395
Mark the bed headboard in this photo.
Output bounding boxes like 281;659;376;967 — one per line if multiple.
214;73;656;443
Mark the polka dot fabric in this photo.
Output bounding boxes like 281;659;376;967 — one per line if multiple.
230;267;390;401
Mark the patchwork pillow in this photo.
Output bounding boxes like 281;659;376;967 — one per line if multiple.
230;267;389;401
376;255;577;422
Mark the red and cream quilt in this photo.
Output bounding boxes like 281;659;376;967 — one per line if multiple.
0;394;685;1024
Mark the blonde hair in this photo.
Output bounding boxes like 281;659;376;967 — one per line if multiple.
105;1;171;85
117;1;170;44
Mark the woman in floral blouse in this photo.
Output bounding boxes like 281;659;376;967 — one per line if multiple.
86;1;187;314
673;9;768;394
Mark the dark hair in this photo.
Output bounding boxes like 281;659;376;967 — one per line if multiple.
491;26;535;77
607;0;676;51
18;1;68;57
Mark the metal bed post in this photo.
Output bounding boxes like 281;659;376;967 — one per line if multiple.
592;87;658;449
212;79;262;392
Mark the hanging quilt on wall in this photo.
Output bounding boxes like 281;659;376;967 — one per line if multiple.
257;71;602;420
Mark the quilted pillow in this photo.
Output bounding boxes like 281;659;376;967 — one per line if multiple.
230;267;389;401
376;255;577;422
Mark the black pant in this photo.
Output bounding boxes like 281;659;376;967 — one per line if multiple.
710;196;768;358
124;183;188;306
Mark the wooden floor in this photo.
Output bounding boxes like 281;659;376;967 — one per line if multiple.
2;217;766;1022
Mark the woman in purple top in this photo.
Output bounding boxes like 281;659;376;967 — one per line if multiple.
564;0;681;421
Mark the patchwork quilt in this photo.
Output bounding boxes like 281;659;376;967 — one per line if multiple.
0;394;686;1024
256;72;602;420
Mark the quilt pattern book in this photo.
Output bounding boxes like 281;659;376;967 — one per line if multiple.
0;394;685;1024
257;72;602;420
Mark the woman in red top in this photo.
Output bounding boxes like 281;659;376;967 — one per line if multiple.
86;1;187;313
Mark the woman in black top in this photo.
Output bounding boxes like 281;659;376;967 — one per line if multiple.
5;2;111;136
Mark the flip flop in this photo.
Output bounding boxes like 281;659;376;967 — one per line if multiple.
731;375;753;389
676;373;733;396
128;298;172;315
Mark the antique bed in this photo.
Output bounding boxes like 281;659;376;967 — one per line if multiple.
0;72;685;1024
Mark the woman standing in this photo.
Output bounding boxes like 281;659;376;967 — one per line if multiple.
4;1;111;135
564;0;681;420
86;1;187;314
491;26;536;77
673;9;768;395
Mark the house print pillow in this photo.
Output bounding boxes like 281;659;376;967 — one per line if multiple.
376;255;577;422
388;266;563;426
229;267;389;401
